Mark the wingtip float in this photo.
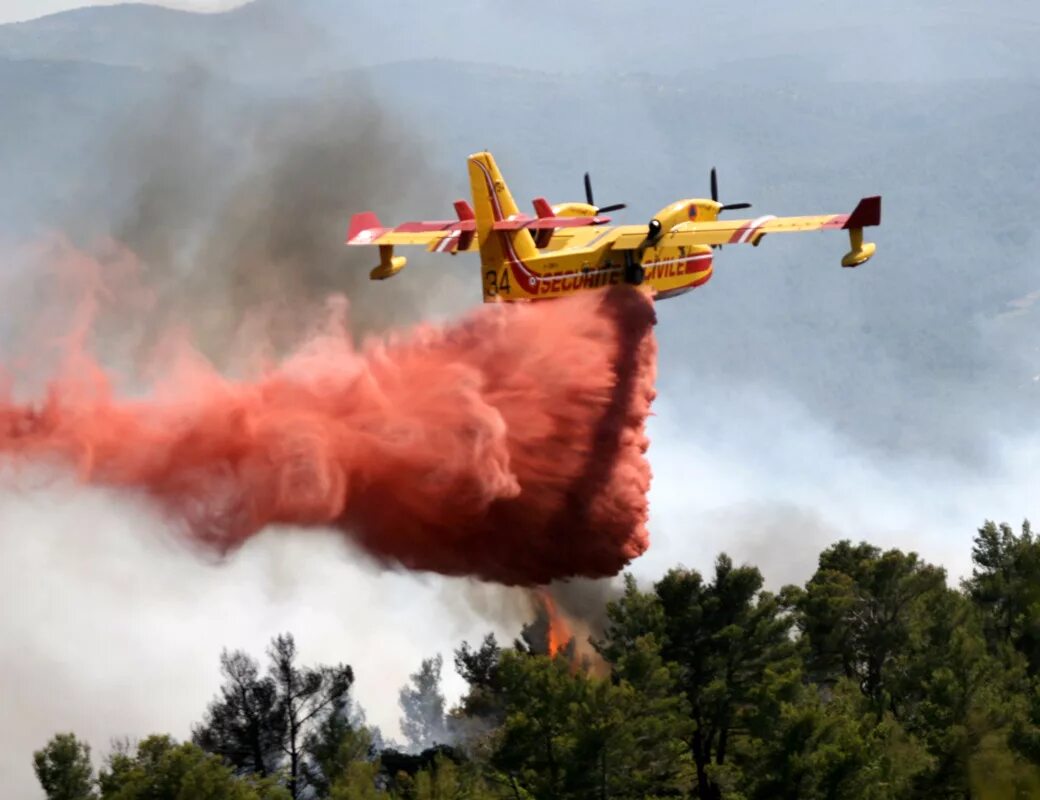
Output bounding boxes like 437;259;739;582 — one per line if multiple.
346;150;882;302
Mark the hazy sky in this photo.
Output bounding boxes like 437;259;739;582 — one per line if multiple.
0;0;246;24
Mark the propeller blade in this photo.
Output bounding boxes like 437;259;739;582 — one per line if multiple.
585;171;625;215
710;167;718;203
720;202;752;211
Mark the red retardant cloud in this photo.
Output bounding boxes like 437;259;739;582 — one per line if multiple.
0;271;657;585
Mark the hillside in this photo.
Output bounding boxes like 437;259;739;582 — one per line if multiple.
3;0;1040;80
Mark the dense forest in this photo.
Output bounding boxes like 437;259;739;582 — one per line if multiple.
32;520;1040;799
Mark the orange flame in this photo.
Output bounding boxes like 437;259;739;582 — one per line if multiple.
537;589;573;658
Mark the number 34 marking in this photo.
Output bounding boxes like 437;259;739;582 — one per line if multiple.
485;268;512;296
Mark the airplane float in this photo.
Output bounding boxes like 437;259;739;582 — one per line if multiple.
346;152;881;303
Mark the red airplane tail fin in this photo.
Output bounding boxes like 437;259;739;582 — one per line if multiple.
532;197;554;218
453;199;476;251
454;200;475;221
532;197;554;247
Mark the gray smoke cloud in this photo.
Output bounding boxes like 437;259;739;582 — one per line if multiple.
543;577;624;648
440;577;624;664
87;64;471;361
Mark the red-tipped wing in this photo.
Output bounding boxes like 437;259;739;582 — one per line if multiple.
606;196;882;250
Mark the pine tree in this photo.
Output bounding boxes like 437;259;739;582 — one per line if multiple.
795;541;946;715
488;647;691;799
193;633;354;798
652;557;800;799
33;733;96;800
192;649;283;778
96;735;290;800
966;520;1040;672
398;655;449;753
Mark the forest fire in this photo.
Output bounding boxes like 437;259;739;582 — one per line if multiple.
538;590;574;658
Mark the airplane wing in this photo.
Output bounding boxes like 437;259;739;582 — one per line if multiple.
346;209;478;257
347;206;611;258
609;197;882;256
492;215;609;231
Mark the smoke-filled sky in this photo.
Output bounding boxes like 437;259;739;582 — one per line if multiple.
1;2;1038;798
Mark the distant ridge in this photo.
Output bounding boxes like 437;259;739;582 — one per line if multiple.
3;1;1037;81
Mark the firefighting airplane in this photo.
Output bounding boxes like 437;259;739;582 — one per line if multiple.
346;151;881;303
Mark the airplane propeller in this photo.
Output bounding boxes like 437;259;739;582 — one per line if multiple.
642;166;754;252
584;172;626;214
711;167;752;212
710;167;752;249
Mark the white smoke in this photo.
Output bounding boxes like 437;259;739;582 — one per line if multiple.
0;480;511;798
640;386;1038;590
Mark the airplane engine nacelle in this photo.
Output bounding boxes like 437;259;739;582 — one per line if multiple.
551;201;598;218
648;199;721;239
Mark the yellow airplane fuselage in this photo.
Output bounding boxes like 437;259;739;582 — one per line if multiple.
480;224;714;302
467;152;720;303
346;150;881;305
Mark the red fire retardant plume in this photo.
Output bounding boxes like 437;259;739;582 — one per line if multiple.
0;282;657;585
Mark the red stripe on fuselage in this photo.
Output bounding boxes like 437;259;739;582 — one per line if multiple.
473;159;541;292
642;253;712;281
534;254;712;297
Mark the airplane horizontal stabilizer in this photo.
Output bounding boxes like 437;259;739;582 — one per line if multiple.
346;212;387;244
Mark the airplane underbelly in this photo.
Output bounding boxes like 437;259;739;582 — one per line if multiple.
643;249;713;299
493;245;713;302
